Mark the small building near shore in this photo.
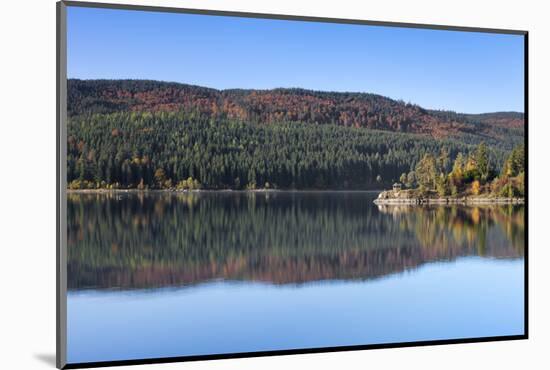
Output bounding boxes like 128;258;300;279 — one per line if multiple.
392;183;402;192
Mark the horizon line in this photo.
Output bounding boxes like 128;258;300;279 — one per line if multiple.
67;77;525;115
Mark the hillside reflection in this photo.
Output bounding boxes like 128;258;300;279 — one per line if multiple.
67;192;524;290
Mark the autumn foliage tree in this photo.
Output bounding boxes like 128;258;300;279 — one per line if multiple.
406;143;524;198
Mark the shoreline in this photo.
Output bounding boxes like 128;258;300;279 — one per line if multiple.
373;197;524;205
66;188;383;194
374;188;524;205
66;188;525;205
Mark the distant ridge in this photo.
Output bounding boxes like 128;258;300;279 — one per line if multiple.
68;78;524;142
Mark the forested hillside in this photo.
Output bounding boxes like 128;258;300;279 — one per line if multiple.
68;79;524;144
67;79;525;190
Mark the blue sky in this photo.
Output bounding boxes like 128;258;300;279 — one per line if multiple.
67;6;524;114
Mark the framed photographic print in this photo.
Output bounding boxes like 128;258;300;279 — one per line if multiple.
56;1;528;368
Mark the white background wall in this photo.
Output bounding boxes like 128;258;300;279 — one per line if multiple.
1;0;547;369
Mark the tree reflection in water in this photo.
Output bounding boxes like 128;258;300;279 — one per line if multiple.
68;192;524;290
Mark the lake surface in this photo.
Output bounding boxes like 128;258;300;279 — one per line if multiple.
66;191;525;364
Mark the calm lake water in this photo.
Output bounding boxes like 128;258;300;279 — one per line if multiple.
67;191;525;364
